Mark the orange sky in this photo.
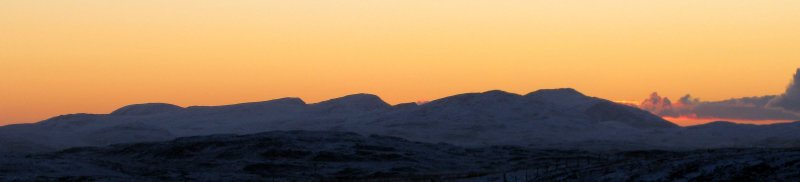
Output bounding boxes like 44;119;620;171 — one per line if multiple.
2;1;800;125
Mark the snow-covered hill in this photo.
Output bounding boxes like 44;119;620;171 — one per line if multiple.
0;131;561;181
0;88;798;152
1;131;798;181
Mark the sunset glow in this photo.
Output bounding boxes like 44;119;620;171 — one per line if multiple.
4;2;800;181
613;100;798;126
612;100;641;107
2;1;800;125
662;116;797;127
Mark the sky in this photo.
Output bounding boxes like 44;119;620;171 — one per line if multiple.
2;0;800;125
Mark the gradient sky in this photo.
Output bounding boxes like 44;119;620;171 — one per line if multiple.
2;0;800;125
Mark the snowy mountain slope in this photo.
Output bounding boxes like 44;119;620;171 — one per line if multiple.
663;121;800;148
348;89;678;147
0;131;550;181
1;131;798;181
0;88;798;153
472;148;800;182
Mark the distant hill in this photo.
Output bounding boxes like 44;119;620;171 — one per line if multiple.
1;88;799;153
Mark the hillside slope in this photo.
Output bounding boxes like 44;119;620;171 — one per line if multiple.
1;88;799;152
1;131;798;181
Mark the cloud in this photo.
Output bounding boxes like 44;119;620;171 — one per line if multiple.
677;94;698;106
633;68;800;121
637;94;799;121
689;96;799;120
768;68;800;112
640;92;673;115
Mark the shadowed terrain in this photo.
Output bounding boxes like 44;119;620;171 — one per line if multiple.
1;131;798;181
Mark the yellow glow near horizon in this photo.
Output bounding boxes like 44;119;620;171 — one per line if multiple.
2;0;800;125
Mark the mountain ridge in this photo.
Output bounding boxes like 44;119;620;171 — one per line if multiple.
1;88;798;153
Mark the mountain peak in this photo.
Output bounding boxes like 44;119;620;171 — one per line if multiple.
429;90;521;106
525;88;584;97
523;88;597;108
226;97;307;107
265;97;306;105
110;103;183;116
312;93;390;111
481;90;522;97
339;93;385;101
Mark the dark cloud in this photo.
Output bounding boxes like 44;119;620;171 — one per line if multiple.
640;92;674;116
688;97;798;120
768;68;800;112
677;94;698;106
635;68;800;121
638;94;799;121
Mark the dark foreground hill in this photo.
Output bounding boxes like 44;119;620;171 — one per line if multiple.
1;131;799;181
